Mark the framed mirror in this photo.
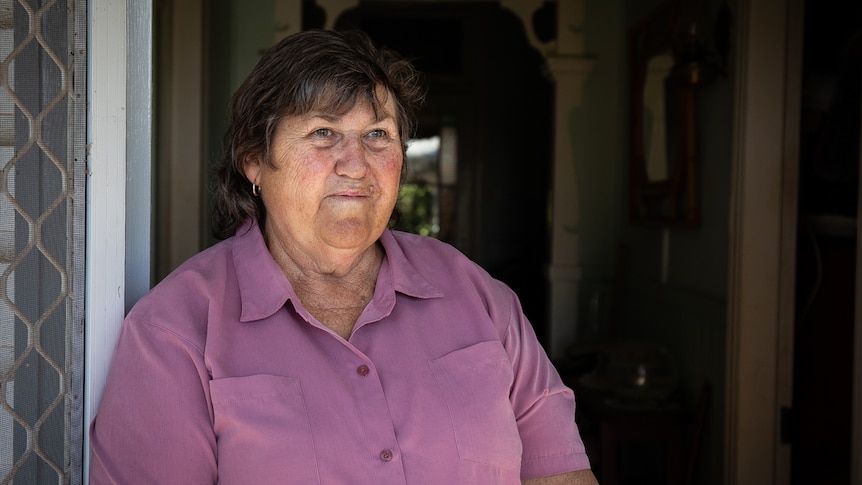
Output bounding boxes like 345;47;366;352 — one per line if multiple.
628;0;700;227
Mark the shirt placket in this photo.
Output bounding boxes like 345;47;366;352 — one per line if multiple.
348;351;408;484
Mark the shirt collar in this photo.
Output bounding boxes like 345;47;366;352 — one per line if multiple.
378;229;443;300
232;219;293;322
233;220;442;323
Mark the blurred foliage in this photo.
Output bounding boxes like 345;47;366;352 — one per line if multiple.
397;183;437;237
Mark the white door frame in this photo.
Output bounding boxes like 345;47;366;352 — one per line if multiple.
84;0;127;479
85;0;153;481
725;0;802;482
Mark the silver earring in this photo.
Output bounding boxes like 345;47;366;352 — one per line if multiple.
252;183;261;196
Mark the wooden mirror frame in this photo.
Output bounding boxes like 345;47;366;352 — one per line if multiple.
628;0;700;227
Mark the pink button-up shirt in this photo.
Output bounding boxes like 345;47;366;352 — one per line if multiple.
89;221;590;484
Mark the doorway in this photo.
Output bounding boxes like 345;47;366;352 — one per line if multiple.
793;0;860;482
335;2;556;343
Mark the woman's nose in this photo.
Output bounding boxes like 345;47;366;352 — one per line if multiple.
334;135;369;177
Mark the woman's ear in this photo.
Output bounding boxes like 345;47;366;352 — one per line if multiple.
242;155;262;186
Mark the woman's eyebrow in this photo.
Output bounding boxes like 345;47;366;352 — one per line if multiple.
303;112;340;122
302;111;396;125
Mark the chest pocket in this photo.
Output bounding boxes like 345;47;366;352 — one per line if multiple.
210;374;319;484
429;341;523;470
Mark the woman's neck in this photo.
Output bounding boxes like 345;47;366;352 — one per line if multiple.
269;239;384;339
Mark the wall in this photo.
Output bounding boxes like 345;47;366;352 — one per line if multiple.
204;0;277;249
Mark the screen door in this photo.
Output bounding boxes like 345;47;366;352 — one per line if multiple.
0;0;87;483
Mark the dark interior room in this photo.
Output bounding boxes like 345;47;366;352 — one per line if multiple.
194;0;861;483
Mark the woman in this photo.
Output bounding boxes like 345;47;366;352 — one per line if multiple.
90;29;598;484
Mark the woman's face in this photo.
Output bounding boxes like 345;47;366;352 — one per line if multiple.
244;95;403;260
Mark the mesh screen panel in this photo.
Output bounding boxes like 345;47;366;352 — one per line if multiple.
0;0;86;483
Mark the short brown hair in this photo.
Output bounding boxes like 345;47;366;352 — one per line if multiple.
211;29;426;240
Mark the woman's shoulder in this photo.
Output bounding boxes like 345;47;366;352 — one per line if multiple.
385;230;507;292
126;238;239;332
157;237;237;291
384;230;522;337
387;230;469;259
386;230;481;272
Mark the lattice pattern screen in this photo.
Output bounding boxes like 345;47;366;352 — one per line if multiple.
0;0;86;484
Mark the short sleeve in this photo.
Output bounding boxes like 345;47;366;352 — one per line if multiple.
498;287;593;479
89;317;217;484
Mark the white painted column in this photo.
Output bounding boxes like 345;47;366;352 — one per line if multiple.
544;1;596;358
503;0;595;358
545;53;595;358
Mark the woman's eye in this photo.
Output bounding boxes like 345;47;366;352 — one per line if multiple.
367;129;387;139
313;128;333;137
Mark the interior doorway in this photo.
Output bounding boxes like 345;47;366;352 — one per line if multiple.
334;2;556;344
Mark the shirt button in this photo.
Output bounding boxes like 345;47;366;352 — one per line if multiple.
379;449;393;462
356;365;370;376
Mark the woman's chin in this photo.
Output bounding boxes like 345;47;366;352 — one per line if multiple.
316;219;381;252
